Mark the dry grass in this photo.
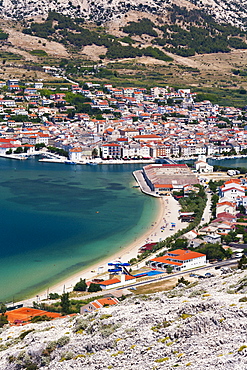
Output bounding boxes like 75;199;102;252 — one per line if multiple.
134;277;177;294
1;15;247;92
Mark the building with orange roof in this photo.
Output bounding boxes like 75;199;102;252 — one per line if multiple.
216;200;236;216
149;249;206;271
80;297;119;314
143;164;199;194
99;274;136;290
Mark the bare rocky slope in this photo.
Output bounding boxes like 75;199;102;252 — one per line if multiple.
0;269;247;369
0;0;247;28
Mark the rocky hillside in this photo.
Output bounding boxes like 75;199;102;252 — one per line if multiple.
0;269;247;369
1;0;247;28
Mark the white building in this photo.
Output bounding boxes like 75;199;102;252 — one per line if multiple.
69;148;83;162
149;249;206;272
216;200;236;216
100;274;136;290
195;159;213;173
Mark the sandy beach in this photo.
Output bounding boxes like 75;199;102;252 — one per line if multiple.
18;194;186;306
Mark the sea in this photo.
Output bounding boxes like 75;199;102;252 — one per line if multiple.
0;158;158;303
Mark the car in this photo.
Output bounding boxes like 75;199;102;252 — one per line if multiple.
198;275;206;279
205;273;214;277
190;273;198;277
215;266;221;270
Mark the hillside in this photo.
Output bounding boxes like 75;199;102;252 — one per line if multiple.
0;5;247;104
0;269;247;369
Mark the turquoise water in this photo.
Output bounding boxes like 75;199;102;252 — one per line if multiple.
208;157;247;169
0;159;158;302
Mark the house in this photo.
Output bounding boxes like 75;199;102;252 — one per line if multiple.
216;200;236;216
100;274;136;290
210;220;235;235
195;159;213;173
101;143;122;159
220;186;245;203
188;238;204;248
69;147;83;162
138;242;157;253
80;297;119;314
203;234;221;244
149;249;206;271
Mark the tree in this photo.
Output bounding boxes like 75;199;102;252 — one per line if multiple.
14;147;23;154
48;293;60;300
6;149;12;155
88;283;102;292
92;148;98;158
222;231;239;244
238;254;247;269
35;143;46;151
60;293;70;315
169;238;188;250
0;314;8;328
73;278;87;292
166;265;173;274
0;303;7;313
195;243;227;261
177;276;190;286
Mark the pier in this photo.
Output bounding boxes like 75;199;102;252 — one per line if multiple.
133;170;160;197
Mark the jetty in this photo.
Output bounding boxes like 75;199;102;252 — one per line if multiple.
133;170;160;197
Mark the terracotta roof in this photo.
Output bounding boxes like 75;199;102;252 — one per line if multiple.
150;257;183;266
100;278;120;286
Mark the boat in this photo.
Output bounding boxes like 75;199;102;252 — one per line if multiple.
65;160;76;165
86;162;98;165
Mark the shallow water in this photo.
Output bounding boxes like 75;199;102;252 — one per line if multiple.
0;159;158;302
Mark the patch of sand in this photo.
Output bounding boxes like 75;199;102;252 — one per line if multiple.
81;45;107;60
5;28;69;58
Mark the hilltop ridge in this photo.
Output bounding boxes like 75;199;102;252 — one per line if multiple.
1;0;247;28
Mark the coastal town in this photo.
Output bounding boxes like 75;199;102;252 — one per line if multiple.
0;74;247;369
0;76;247;163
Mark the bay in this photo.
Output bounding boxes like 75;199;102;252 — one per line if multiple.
208;157;247;169
0;158;157;303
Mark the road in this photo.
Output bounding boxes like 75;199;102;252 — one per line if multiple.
198;191;212;227
118;259;238;290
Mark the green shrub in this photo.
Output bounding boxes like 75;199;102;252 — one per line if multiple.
239;297;247;302
19;329;35;340
29;49;48;56
155;357;169;362
57;336;70;347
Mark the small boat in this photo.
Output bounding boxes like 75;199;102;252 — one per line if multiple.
86;162;98;165
65;160;76;165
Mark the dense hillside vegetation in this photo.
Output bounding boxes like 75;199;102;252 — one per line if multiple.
21;6;247;61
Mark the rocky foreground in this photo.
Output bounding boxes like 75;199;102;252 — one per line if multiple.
0;270;247;370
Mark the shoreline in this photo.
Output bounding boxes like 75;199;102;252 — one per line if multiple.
16;196;164;306
17;193;186;307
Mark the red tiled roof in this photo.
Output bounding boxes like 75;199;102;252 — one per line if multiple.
150;257;182;266
100;278;120;286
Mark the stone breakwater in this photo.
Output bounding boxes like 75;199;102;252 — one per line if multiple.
0;270;247;370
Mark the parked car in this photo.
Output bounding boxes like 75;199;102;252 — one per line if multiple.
205;273;214;277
